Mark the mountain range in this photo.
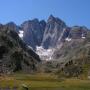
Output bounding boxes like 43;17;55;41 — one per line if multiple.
17;15;90;61
0;15;90;77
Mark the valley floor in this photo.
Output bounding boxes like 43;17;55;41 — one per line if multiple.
0;73;90;90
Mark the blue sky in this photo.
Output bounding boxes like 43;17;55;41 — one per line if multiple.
0;0;90;28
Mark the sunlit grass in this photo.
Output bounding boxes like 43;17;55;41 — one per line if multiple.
0;73;90;90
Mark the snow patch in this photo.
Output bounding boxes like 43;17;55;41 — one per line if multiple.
58;28;66;42
18;30;24;38
82;37;85;39
36;46;54;61
65;37;71;41
27;45;33;50
82;34;86;39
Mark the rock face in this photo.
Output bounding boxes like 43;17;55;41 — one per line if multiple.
42;15;67;49
20;15;67;50
0;25;40;74
68;26;87;39
22;19;46;49
53;26;89;61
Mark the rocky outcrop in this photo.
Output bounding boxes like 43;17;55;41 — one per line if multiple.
68;26;87;39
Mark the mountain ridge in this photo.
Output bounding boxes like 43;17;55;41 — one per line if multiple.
0;15;90;61
0;15;90;77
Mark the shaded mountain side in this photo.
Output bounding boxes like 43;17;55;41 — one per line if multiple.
0;25;41;74
22;19;46;49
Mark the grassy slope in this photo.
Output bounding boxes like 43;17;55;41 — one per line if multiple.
0;73;90;90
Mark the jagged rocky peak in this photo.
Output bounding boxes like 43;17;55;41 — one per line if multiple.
21;19;46;50
48;15;66;26
5;22;20;33
6;22;16;26
32;18;39;22
20;15;67;50
68;26;88;39
39;20;46;29
47;15;55;22
42;15;67;49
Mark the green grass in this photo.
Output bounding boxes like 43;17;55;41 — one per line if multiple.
0;73;90;90
79;64;90;79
